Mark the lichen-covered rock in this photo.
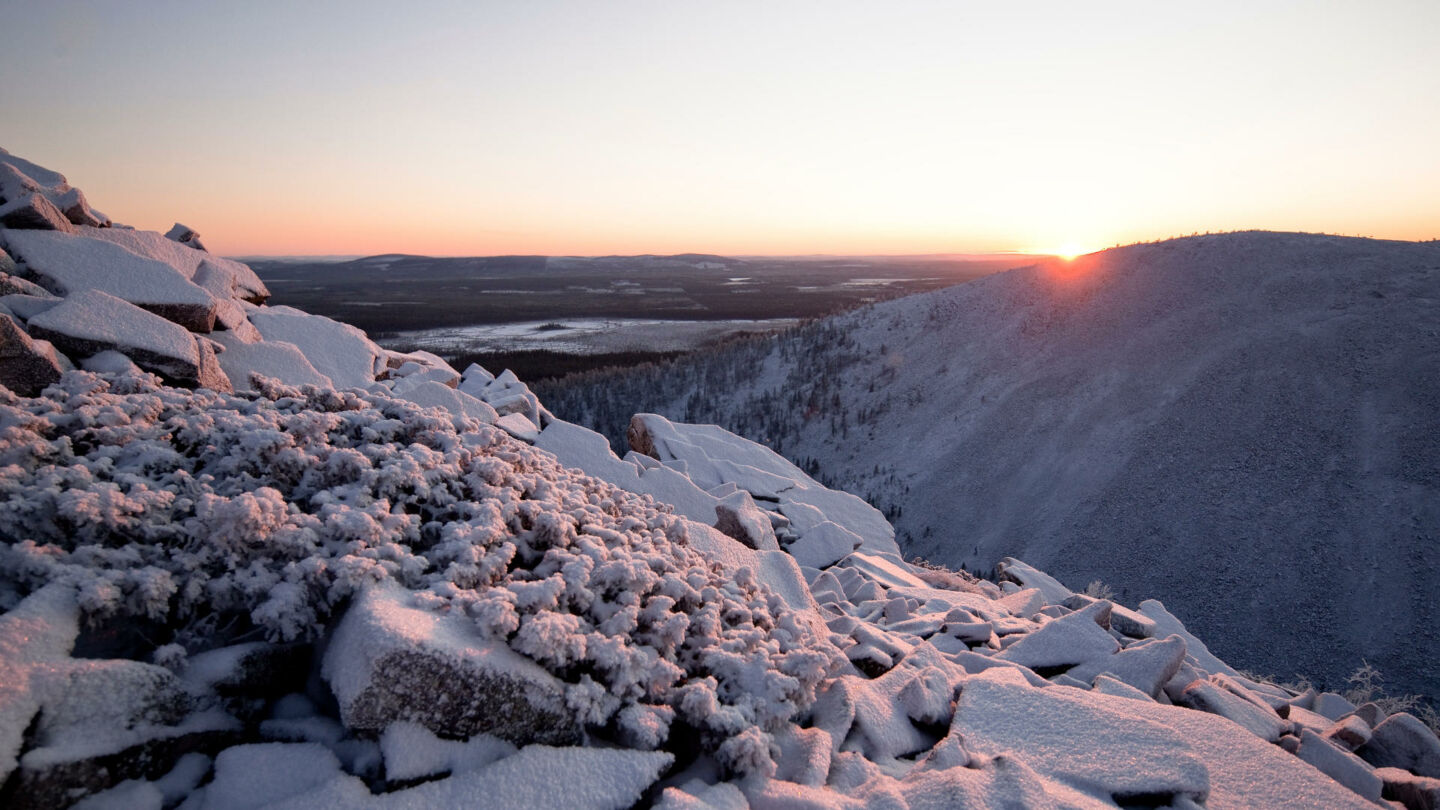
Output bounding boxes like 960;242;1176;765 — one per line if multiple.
323;583;582;746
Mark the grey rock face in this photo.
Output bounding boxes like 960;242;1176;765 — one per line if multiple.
323;584;581;747
194;337;233;393
0;314;63;396
0;193;76;232
1362;713;1440;779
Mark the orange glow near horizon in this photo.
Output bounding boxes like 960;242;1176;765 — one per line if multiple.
2;3;1437;258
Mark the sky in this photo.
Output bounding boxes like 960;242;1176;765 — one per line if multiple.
1;1;1437;257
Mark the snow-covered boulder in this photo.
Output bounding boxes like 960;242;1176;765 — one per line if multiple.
0;312;64;395
323;583;581;746
84;227;267;302
712;489;780;551
4;229;221;332
393;380;498;425
0;585;80;786
994;599;1119;672
1296;728;1383;802
952;667;1210;803
1361;713;1440;779
1377;767;1440;810
0;193;77;232
1175;677;1289;743
247;305;380;389
1069;633;1189;698
0;292;61;321
209;332;333;392
0;148;108;227
27;290;230;391
627;413;900;558
536;418;726;525
785;520;862;569
164;223;207;252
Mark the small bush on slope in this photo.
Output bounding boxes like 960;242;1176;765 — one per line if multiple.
0;371;839;773
1343;661;1440;734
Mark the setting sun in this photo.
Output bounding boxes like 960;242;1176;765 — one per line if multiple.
1031;243;1095;261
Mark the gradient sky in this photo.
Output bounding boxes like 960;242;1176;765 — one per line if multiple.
2;1;1437;256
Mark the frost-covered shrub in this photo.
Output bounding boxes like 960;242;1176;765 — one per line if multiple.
0;371;838;771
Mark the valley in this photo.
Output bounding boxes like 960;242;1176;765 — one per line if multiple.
249;253;1027;380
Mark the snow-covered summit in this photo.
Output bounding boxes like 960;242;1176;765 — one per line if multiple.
0;151;1437;808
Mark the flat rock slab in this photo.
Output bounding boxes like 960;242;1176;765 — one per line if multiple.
211;332;333;392
995;599;1118;671
322;583;580;746
27;290;214;388
1297;728;1382;802
4;228;219;331
248;305;380;389
950;666;1210;803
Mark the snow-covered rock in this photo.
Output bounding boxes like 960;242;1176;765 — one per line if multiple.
953;666;1210;802
1377;767;1440;810
4;228;222;331
209;332;333;391
378;722;515;782
164;223;207;252
0;192;77;232
629;413;900;559
247;305;380;389
393;380;498;424
27;290;229;390
712;489;780;551
0;271;50;298
0;312;64;395
0;148;108;227
0;585;80;786
1296;728;1383;802
323;582;581;746
994;599;1119;672
1362;713;1440;779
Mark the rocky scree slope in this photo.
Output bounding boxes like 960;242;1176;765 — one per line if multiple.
0;149;1437;808
544;231;1440;702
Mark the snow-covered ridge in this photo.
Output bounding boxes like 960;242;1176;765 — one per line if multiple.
0;150;1437;808
545;229;1440;703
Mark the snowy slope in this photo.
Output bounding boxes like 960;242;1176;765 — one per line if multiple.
547;233;1440;700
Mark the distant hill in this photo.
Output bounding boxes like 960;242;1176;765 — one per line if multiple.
545;232;1440;698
